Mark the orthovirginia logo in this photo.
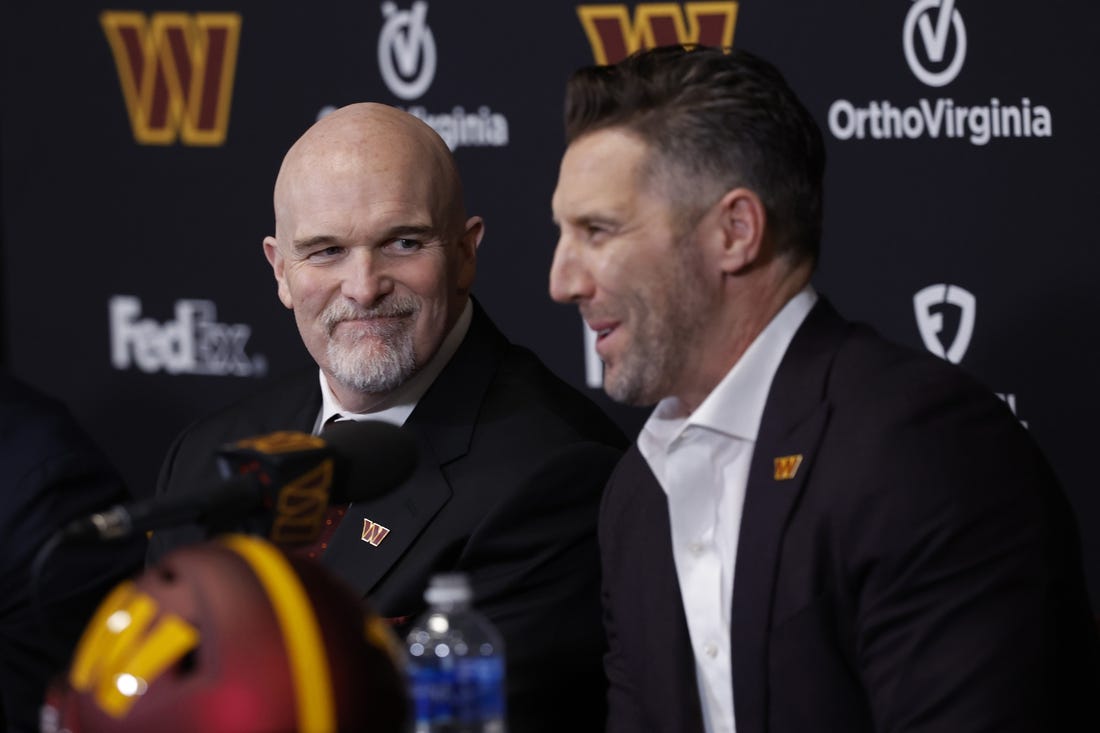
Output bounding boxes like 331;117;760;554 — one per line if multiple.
903;0;966;87
100;11;241;146
338;1;508;151
109;296;268;377
378;1;436;100
828;1;1052;145
577;2;739;65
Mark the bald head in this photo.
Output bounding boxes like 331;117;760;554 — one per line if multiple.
261;103;484;412
273;103;466;240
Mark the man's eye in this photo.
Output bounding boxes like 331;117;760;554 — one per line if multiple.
309;246;344;260
386;238;422;253
586;224;612;241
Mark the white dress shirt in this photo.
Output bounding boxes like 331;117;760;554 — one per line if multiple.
636;287;816;733
314;299;473;431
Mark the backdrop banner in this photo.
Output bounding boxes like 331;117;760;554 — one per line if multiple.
4;0;1098;602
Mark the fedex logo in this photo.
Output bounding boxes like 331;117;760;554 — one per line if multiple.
109;295;267;377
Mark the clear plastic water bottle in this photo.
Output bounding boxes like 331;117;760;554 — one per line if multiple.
406;573;506;733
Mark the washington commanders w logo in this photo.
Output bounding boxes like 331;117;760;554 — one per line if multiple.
69;581;198;717
577;2;739;65
100;11;241;146
361;519;391;547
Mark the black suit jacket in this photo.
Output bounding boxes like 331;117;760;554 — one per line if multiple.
149;303;627;732
601;299;1100;733
0;373;146;733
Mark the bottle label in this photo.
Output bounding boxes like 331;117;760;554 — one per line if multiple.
409;656;505;732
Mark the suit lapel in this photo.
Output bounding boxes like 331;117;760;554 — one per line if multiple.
320;429;454;595
321;301;508;597
730;299;849;733
282;371;325;432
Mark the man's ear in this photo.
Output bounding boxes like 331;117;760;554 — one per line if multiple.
455;216;484;291
712;187;767;275
262;236;294;309
462;216;484;255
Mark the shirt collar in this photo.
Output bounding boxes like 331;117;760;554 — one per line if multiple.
315;299;473;431
639;286;817;455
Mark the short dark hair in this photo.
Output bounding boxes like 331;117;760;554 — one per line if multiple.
564;45;825;262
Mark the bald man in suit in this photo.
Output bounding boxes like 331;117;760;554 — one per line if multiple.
150;104;626;731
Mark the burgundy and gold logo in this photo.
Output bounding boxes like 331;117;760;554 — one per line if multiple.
233;431;326;455
773;454;803;481
361;519;391;547
100;11;242;146
69;581;199;717
270;459;334;545
577;2;738;65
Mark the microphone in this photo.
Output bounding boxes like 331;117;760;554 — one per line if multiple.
60;420;418;544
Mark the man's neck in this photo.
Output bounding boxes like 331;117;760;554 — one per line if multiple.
674;259;812;414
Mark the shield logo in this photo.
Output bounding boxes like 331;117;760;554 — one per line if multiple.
913;284;976;364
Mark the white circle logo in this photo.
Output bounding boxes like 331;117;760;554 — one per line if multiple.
377;1;436;101
902;0;967;88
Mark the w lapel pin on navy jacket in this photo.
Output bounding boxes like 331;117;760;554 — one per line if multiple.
773;454;804;481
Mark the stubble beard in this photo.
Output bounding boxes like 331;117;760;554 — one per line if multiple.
602;244;711;407
322;296;420;395
602;308;683;407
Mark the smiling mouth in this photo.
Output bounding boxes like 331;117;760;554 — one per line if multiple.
341;314;408;323
330;314;411;336
587;320;619;344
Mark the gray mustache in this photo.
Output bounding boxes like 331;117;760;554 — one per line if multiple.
322;297;420;331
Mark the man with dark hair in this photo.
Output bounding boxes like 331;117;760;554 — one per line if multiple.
151;103;626;731
550;46;1099;732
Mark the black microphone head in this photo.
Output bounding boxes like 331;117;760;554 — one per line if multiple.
320;420;419;503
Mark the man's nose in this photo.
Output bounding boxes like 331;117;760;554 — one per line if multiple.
341;248;394;305
549;235;592;304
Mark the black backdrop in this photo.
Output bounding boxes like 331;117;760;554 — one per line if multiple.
4;0;1099;604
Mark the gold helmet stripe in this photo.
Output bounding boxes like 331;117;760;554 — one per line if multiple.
222;534;336;733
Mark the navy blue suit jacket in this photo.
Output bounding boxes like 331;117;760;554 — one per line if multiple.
601;300;1100;732
0;374;146;733
149;303;627;732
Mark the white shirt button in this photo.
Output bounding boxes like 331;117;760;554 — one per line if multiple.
688;542;704;555
704;642;719;658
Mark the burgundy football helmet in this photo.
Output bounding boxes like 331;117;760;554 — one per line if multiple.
42;534;406;733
